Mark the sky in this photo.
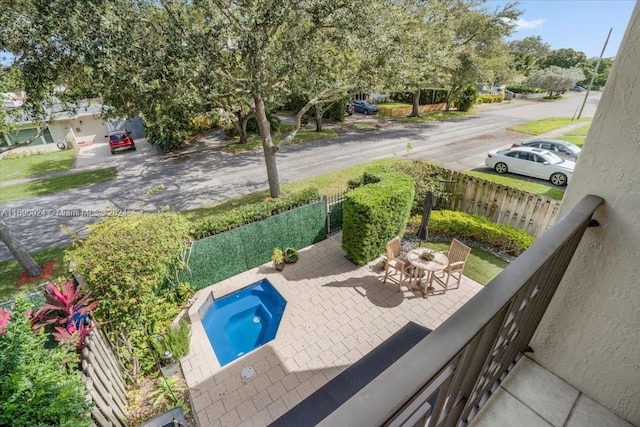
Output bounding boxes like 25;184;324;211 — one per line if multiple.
492;0;637;58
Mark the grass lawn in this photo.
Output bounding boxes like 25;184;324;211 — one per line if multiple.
0;167;117;203
419;241;509;286
465;170;565;200
393;110;474;123
555;123;591;147
349;123;378;130
0;245;70;302
182;158;406;222
0;149;77;182
508;117;590;135
224;129;337;153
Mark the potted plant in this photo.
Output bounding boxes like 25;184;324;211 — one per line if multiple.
272;247;285;271
284;247;299;263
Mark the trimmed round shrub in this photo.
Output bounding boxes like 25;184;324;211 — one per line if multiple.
455;84;479;112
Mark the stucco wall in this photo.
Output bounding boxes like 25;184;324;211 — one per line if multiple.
67;116;108;143
531;4;640;425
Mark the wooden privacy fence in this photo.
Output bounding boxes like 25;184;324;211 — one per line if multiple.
439;169;562;237
378;102;447;117
83;328;128;427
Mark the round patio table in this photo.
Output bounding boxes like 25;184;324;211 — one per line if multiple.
406;248;449;298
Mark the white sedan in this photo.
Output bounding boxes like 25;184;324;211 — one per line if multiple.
485;146;575;186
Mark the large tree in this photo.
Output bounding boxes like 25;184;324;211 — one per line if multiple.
508;36;551;76
526;66;585;96
4;0;383;198
173;0;384;197
381;0;457;117
441;1;520;111
541;48;588;69
581;57;613;89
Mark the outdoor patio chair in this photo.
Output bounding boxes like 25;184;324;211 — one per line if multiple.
383;237;411;291
432;238;471;292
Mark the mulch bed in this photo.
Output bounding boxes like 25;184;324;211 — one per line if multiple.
16;260;58;287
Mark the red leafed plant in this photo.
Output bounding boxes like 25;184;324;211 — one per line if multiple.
0;308;10;335
30;279;100;351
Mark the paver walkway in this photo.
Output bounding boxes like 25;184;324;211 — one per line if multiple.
182;235;484;426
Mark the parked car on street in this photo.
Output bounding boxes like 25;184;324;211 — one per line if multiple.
107;130;136;155
351;99;379;115
485;146;575;186
511;139;581;160
569;86;586;92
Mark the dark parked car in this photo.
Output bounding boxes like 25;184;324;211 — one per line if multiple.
351;99;379;115
512;139;581;161
569;86;586;92
107;130;136;155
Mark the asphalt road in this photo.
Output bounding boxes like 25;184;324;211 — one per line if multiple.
0;92;601;260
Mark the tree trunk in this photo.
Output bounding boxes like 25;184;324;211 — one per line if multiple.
0;219;41;277
233;112;249;144
410;87;420;117
315;105;323;132
253;93;281;198
445;89;453;112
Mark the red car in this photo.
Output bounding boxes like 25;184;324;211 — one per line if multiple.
107;130;136;154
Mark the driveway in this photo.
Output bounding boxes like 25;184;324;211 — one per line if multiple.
0;92;601;260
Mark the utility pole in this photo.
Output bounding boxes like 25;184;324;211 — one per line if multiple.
577;28;612;119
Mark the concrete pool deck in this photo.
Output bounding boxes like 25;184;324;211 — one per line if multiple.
182;235;484;426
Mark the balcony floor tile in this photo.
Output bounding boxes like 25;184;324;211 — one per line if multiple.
501;355;579;426
470;387;553;427
567;394;634;427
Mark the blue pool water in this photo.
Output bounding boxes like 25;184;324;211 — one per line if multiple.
202;279;286;366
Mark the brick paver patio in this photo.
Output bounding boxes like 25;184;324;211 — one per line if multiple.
182;235;484;426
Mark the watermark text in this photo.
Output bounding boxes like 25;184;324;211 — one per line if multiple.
1;208;128;218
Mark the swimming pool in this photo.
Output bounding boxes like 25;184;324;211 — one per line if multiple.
202;279;286;366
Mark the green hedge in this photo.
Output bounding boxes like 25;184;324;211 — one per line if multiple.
191;188;320;239
478;94;504;103
409;210;534;255
506;85;546;94
183;201;326;289
342;172;415;265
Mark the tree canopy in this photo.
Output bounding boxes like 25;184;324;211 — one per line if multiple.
2;0;523;198
526;66;585;95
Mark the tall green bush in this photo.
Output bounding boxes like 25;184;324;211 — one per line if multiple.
66;212;191;381
390;161;449;214
455;84;479;112
342;172;415;265
0;300;93;427
323;98;350;122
